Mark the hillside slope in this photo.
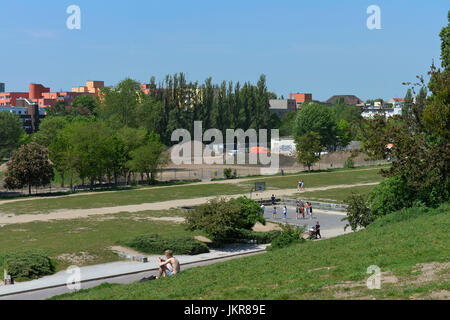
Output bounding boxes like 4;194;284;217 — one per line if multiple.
53;203;450;300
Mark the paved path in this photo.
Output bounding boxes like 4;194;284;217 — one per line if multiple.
0;208;351;300
0;244;268;300
0;182;378;225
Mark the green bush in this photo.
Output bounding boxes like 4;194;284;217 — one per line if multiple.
229;197;266;229
122;234;209;255
185;197;266;243
267;225;305;250
344;157;355;169
343;193;376;231
368;176;413;217
224;168;236;179
0;250;56;281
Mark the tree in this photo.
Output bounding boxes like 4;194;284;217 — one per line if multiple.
0;112;25;159
4;142;54;195
278;111;297;137
294;102;337;150
440;11;450;69
342;194;375;231
295;131;322;171
70;95;98;116
46;100;68;117
361;12;450;208
32;116;69;147
127;132;167;184
336;119;353;149
97;78;141;127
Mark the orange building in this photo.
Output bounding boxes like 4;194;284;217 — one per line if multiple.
0;81;104;109
289;93;312;109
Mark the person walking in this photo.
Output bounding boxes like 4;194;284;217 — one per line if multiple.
308;202;313;219
283;205;287;219
261;203;265;216
296;204;300;220
271;194;276;206
272;206;277;219
315;221;321;239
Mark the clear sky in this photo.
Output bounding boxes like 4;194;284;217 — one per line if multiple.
0;0;448;101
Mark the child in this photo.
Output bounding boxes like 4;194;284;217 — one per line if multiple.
272;206;277;219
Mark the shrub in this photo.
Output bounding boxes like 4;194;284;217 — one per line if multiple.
185;197;266;243
0;250;56;281
267;224;305;250
122;234;209;255
368;176;413;217
342;193;376;231
224;168;236;179
344;157;355;169
229;197;266;229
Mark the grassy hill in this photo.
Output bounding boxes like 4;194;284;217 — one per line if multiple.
53;203;450;300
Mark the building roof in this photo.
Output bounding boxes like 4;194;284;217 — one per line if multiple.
325;95;364;105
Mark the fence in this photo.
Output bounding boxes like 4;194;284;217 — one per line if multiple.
0;158;388;197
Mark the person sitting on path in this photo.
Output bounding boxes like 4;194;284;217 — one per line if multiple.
157;250;180;278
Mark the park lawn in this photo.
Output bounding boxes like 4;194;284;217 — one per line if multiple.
242;166;386;190
293;185;377;203
53;203;450;300
0;209;202;271
0;183;248;215
0;167;384;215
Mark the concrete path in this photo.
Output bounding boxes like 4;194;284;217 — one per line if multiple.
0;182;378;225
0;208;352;300
0;244;268;299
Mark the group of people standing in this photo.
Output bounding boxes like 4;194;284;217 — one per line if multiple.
296;199;313;220
259;196;321;239
259;196;313;220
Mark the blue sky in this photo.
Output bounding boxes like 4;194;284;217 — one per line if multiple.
0;0;448;101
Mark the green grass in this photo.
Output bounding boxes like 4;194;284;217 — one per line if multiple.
0;183;248;214
52;203;450;300
242;166;385;190
293;185;376;203
0;209;204;271
0;167;384;214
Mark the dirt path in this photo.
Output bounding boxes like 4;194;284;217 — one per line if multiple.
0;167;383;206
0;182;379;225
